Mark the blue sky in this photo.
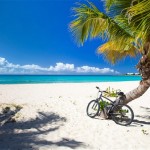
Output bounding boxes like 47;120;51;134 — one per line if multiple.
0;0;140;74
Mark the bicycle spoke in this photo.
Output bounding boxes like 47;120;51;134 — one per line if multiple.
87;100;100;118
111;104;134;126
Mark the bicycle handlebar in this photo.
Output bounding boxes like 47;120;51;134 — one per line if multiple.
96;86;109;94
96;86;99;90
96;86;124;95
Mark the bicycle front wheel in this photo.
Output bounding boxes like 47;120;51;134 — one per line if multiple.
86;100;100;118
111;104;134;126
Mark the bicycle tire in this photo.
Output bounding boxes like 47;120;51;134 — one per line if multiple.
111;104;134;126
86;100;100;118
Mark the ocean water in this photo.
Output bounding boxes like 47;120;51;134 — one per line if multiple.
0;75;141;84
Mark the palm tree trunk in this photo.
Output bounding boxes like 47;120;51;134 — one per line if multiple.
113;79;150;106
124;78;150;104
114;38;150;105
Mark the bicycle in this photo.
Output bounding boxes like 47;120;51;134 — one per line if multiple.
86;86;134;126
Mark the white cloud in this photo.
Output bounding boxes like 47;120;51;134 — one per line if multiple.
0;57;8;66
48;63;75;72
77;66;102;73
21;64;44;70
76;66;119;74
0;57;120;75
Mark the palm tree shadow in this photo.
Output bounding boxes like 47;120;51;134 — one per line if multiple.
132;106;150;126
133;119;150;125
140;106;150;113
0;108;85;149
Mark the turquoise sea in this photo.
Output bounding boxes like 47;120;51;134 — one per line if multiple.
0;75;141;84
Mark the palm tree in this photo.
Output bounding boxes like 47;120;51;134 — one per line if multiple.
70;0;150;105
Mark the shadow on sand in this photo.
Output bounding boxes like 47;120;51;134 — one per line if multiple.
132;106;150;126
0;107;85;149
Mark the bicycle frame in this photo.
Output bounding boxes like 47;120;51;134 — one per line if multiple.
86;87;134;125
96;91;115;107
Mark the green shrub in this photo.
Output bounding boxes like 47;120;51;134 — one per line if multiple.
104;87;119;97
99;100;110;110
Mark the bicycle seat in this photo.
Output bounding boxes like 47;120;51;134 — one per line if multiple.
117;92;125;96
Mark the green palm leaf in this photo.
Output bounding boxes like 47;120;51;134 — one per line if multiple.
70;2;133;46
104;0;132;15
98;40;138;63
69;0;150;64
127;0;150;42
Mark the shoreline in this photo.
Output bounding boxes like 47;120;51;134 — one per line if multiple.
0;80;140;85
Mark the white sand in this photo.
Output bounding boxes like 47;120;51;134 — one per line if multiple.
0;81;150;150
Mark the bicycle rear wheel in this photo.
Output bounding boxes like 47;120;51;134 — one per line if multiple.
86;100;100;118
111;104;134;126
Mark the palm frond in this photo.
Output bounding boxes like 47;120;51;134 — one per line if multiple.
127;0;150;18
70;2;108;45
69;1;148;64
104;0;133;15
98;40;138;63
114;15;135;36
127;0;150;42
104;0;115;12
70;2;133;45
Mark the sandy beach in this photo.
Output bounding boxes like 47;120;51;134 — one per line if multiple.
0;81;150;150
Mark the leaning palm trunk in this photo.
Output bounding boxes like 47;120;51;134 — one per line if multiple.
115;42;150;105
124;78;150;104
114;76;150;106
